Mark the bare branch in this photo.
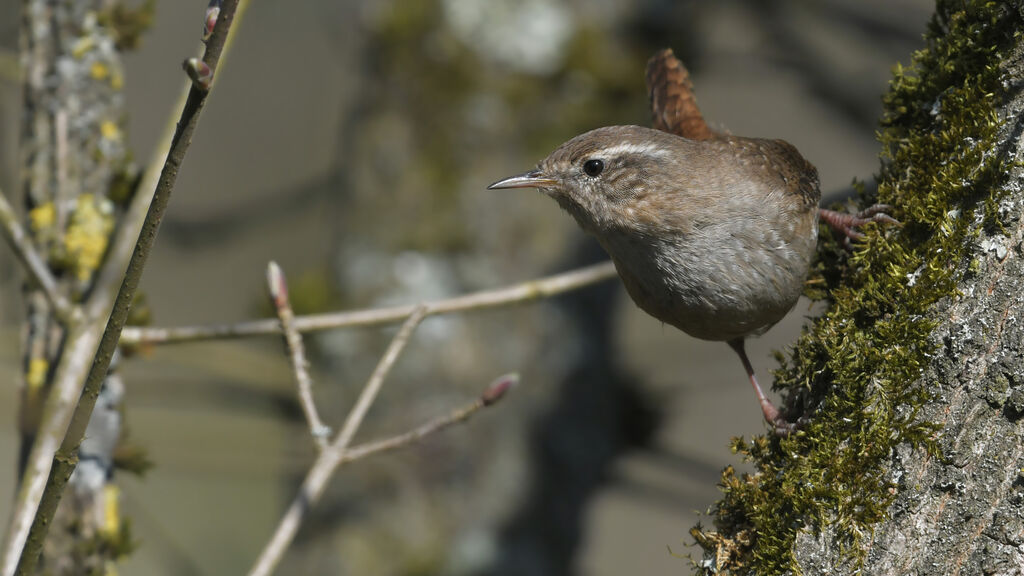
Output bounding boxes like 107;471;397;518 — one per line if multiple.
1;2;246;573
267;261;330;449
121;261;619;345
247;372;516;576
0;190;75;322
248;305;427;576
333;305;429;451
341;373;519;464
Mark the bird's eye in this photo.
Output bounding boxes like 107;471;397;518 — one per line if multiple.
582;159;604;177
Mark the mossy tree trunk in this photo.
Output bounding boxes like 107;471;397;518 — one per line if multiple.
695;2;1024;574
798;8;1024;573
797;44;1024;572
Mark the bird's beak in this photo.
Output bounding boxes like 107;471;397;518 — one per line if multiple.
487;170;558;190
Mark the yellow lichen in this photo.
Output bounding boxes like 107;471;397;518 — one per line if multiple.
29;202;55;232
103;484;120;536
71;36;96;59
64;194;114;282
26;358;48;392
90;61;109;81
100;120;121;142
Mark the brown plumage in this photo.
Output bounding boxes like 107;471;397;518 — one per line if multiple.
646;48;714;141
490;50;896;433
489;125;819;431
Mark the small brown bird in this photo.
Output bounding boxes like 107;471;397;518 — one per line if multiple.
489;125;894;432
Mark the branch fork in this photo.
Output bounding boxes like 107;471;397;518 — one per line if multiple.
249;281;519;576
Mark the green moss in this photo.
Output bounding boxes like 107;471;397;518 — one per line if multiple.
692;2;1020;574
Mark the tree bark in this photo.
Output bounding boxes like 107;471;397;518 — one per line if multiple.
695;2;1024;574
16;1;135;573
795;38;1024;573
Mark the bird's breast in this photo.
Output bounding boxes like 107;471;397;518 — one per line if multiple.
597;214;816;342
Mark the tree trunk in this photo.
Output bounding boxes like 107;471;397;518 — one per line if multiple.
16;1;140;572
795;36;1024;573
695;2;1024;574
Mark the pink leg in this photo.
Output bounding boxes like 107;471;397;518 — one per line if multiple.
819;204;899;248
727;339;794;434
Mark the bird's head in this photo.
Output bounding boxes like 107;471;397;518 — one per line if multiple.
488;125;690;233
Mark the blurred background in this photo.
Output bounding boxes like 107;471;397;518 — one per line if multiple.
0;1;933;574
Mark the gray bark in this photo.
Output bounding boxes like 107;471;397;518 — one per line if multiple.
18;0;129;573
794;33;1024;576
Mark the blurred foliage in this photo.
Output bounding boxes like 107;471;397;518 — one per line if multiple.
107;157;140;207
255;267;343;318
98;0;156;51
126;292;151;327
344;0;660;254
113;432;155;477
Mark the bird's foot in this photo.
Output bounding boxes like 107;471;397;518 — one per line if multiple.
759;397;804;436
819;204;900;248
729;339;805;436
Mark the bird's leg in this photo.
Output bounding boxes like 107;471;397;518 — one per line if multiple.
819;204;899;248
727;339;794;435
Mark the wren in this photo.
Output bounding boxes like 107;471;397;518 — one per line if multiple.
489;125;894;433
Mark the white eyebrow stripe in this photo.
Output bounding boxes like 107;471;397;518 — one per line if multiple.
591;142;672;159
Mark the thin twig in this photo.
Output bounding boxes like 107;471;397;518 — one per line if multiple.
53;110;69;233
0;191;75;322
267;261;330;449
340;373;518;464
248;305;427;576
247;372;517;576
0;3;245;574
334;305;428;451
121;261;619;345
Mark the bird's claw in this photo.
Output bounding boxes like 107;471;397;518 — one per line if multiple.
819;204;900;249
758;386;804;436
770;414;808;437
